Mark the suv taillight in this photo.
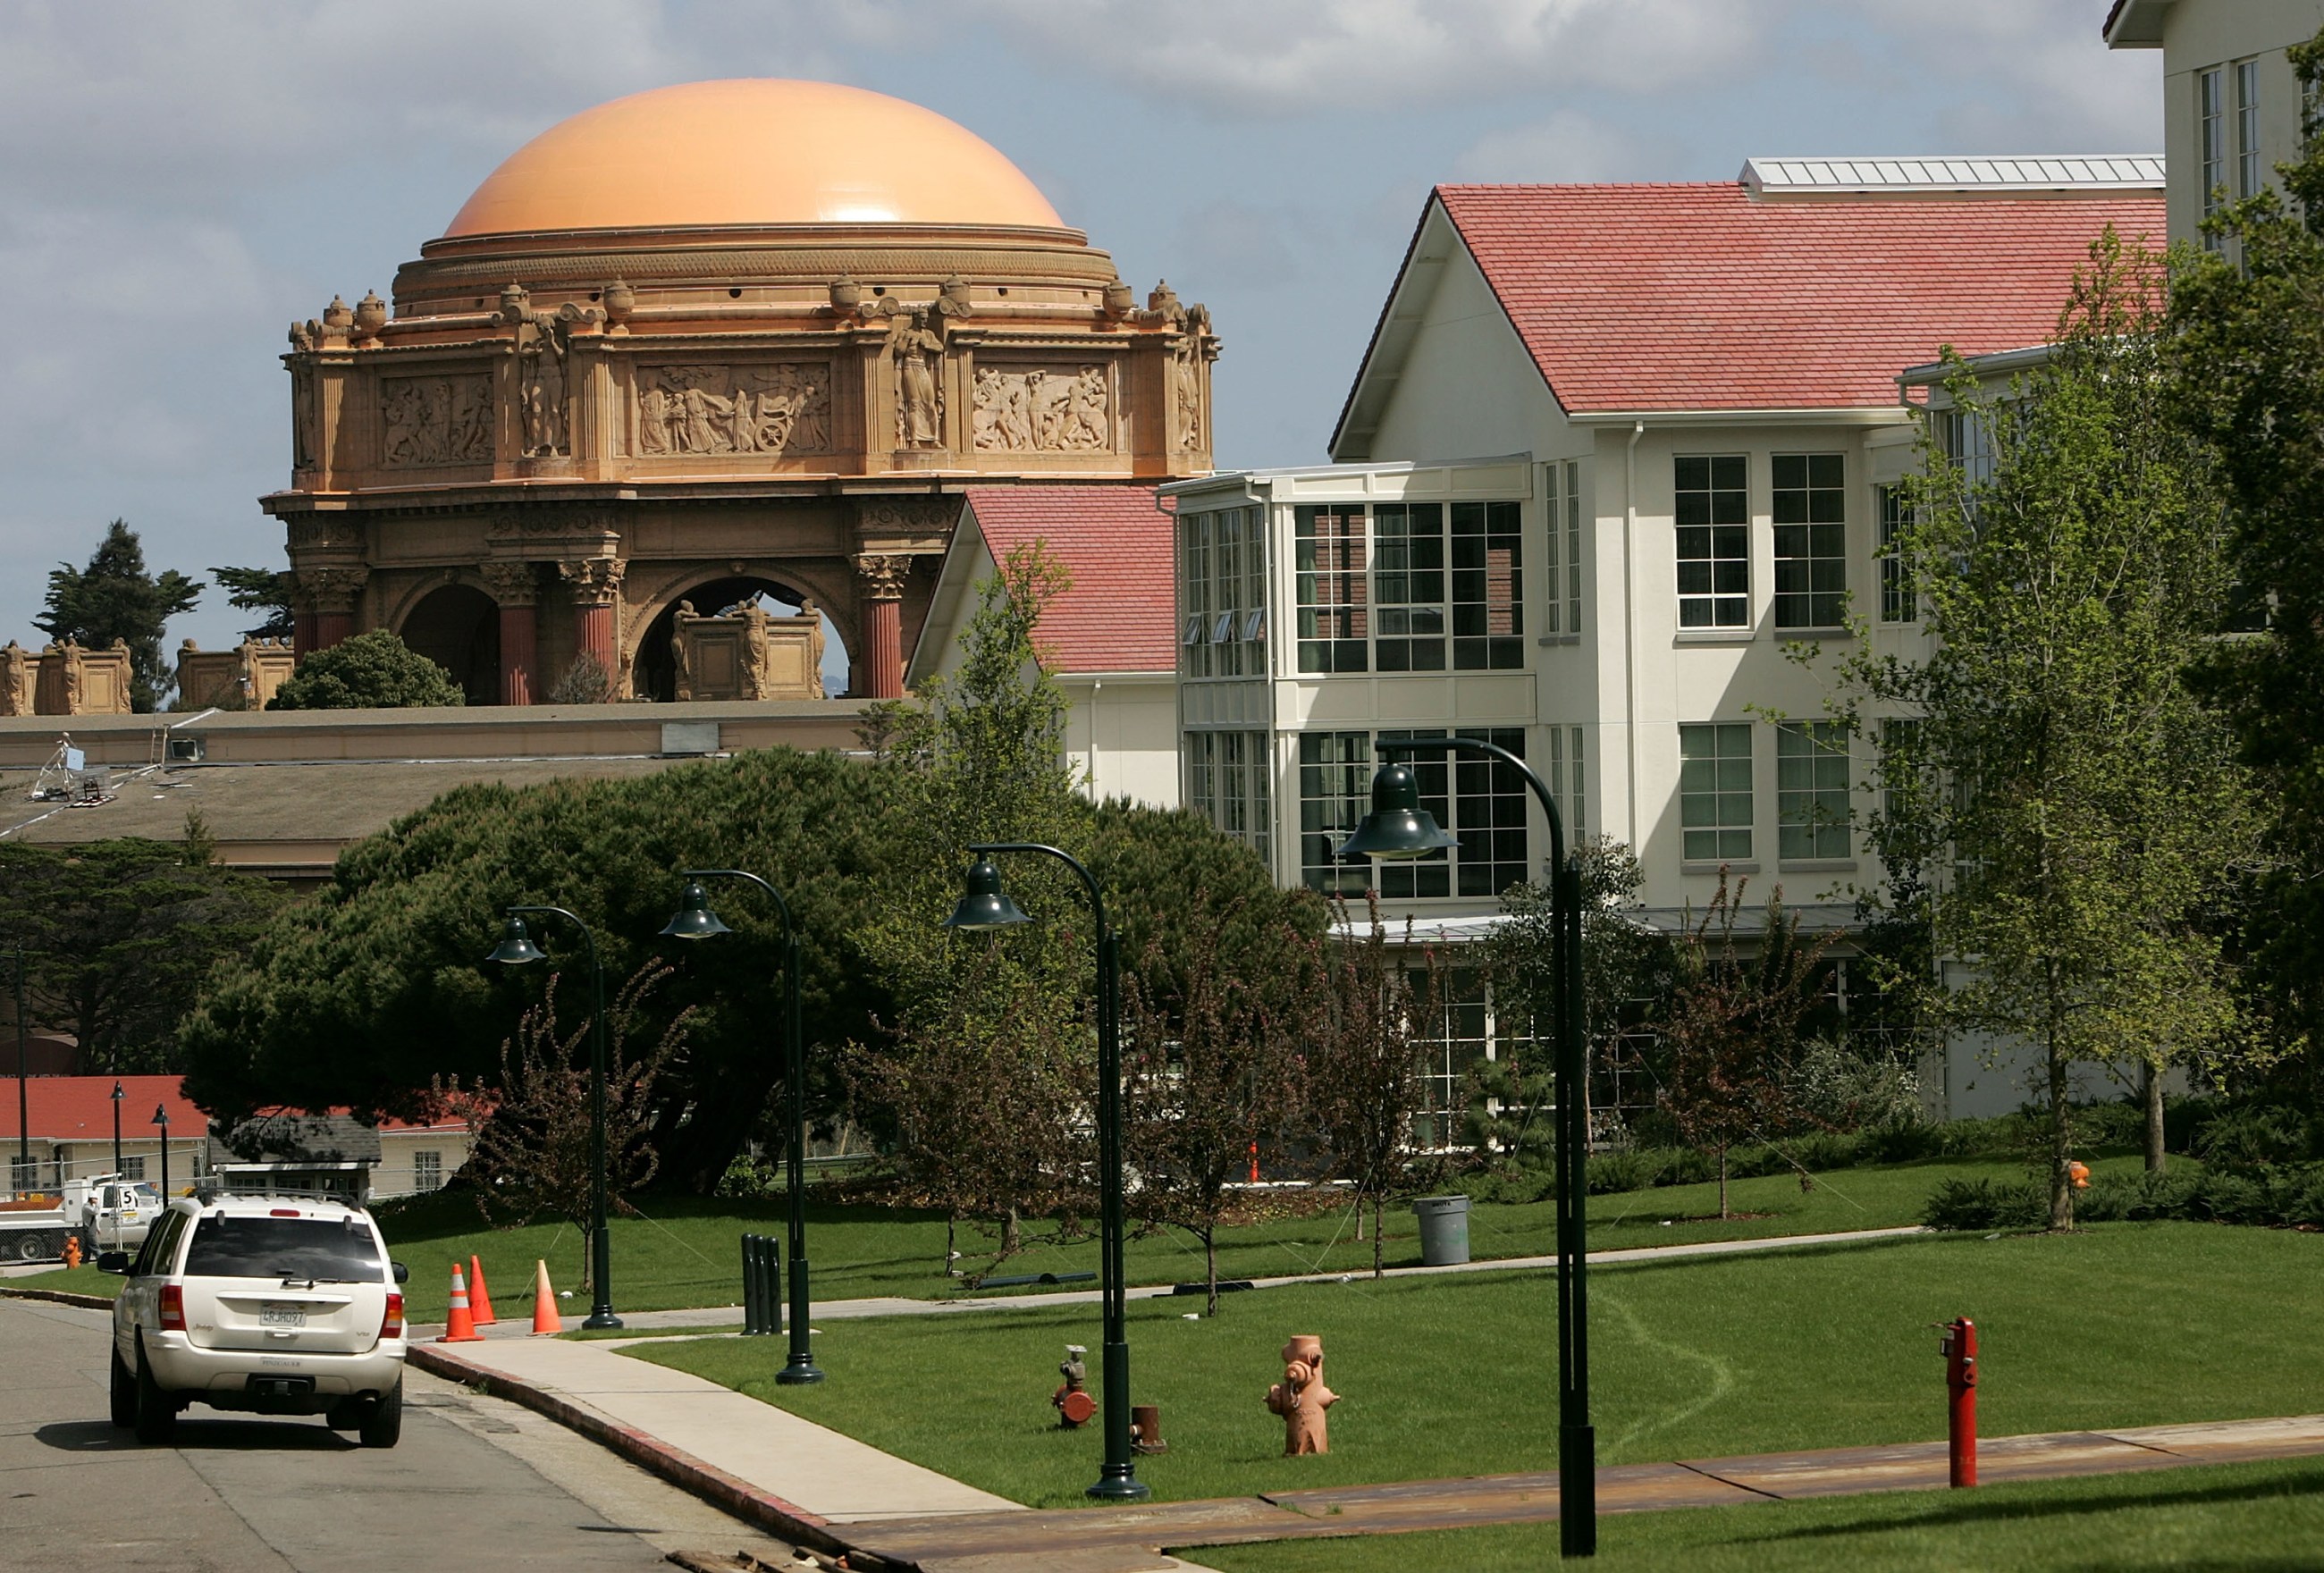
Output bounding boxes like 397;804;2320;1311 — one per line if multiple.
379;1292;404;1342
159;1284;186;1332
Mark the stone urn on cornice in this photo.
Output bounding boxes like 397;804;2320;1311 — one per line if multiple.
353;290;388;345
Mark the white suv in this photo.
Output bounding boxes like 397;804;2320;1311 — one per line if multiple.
101;1190;410;1446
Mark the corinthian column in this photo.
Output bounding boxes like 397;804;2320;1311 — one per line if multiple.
299;568;369;652
853;553;910;700
480;561;542;706
559;556;626;691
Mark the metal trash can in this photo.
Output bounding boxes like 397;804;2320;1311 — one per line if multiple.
1412;1195;1471;1266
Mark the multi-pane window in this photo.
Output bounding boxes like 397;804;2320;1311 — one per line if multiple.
2201;66;2227;224
1295;507;1368;673
1940;408;1996;491
1680;722;1753;862
1298;728;1528;898
1877;484;1916;623
413;1150;443;1192
1373;504;1448;671
1413;969;1489;1149
1187;730;1274;868
1181;508;1267;679
1778;722;1851;861
1772;454;1847;628
2237;60;2262;199
1299;731;1373;894
1563;460;1585;636
1452;501;1523;669
1543;724;1587;847
122;1156;147;1182
1675;456;1749;629
1879;717;1922;826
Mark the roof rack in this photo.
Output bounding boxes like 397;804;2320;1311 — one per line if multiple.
191;1180;362;1207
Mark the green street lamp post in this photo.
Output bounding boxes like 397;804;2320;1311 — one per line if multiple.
1338;736;1596;1557
14;948;29;1194
942;845;1148;1502
110;1081;123;1182
661;871;825;1385
486;906;623;1330
153;1105;171;1199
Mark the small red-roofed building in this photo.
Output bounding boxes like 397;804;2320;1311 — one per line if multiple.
1166;157;2166;1122
907;484;1183;809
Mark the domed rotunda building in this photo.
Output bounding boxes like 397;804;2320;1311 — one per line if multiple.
265;80;1216;703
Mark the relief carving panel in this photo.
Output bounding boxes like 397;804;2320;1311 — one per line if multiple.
382;374;493;467
634;364;831;457
972;365;1110;452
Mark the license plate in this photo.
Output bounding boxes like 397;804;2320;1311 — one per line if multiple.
261;1305;307;1329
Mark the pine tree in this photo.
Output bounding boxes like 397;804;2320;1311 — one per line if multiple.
38;520;201;711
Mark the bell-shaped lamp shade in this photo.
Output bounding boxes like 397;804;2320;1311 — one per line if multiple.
942;856;1031;931
152;1106;170;1128
485;913;547;966
1338;761;1459;861
660;881;733;942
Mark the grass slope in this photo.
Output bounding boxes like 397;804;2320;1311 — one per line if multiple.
630;1223;2324;1509
1190;1458;2324;1572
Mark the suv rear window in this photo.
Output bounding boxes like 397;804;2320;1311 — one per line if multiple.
181;1216;384;1282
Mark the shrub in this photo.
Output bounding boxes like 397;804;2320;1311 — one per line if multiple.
268;630;464;710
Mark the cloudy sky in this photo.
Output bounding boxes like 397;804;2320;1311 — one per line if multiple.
0;0;2159;657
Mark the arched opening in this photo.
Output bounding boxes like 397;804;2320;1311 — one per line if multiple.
398;584;500;705
634;575;851;702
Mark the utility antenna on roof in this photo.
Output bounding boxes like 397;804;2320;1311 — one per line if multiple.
29;734;110;807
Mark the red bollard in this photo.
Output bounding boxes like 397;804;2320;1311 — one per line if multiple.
1939;1316;1978;1487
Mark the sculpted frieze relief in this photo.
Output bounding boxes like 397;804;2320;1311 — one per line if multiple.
383;374;493;467
972;365;1110;453
286;517;362;552
634;363;831;457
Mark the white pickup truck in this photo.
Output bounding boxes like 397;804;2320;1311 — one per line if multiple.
0;1176;161;1263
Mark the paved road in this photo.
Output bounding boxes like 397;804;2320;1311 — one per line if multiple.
0;1294;796;1572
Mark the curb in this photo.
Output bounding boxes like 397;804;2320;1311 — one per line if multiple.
0;1285;114;1310
406;1343;862;1563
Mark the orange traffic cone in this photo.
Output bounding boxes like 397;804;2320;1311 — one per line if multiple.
467;1255;498;1325
439;1263;484;1342
529;1258;563;1336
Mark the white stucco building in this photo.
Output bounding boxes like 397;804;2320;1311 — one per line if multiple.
2107;0;2324;245
1166;158;2167;1119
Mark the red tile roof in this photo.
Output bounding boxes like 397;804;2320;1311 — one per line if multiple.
961;484;1178;675
1435;182;2166;414
1;1076;206;1143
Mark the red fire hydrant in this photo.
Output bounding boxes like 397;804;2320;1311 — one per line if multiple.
1939;1316;1977;1487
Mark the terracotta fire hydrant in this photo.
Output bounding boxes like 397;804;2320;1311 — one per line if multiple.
1052;1344;1096;1429
1264;1334;1338;1456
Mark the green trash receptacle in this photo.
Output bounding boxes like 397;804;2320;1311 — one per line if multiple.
1412;1194;1470;1266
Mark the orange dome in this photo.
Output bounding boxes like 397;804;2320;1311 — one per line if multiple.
442;80;1065;237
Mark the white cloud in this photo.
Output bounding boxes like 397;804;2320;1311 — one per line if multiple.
1455;108;1679;182
955;0;1759;112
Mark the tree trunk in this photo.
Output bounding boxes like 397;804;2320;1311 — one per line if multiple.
1205;1228;1219;1318
1372;1192;1385;1280
1002;1207;1021;1256
2143;1060;2168;1173
2047;1022;2075;1232
945;1215;957;1276
1717;1146;1730;1221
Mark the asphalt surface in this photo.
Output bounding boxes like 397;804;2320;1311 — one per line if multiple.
0;1294;796;1572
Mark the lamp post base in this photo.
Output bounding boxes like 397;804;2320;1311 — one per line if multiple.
1085;1467;1149;1502
1560;1421;1597;1557
776;1358;827;1386
582;1309;625;1331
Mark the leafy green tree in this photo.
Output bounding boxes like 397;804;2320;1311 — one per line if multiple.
268;630;465;710
1825;231;2259;1226
208;566;297;642
180;748;914;1190
0;839;286;1073
2167;24;2324;1093
38;519;201;711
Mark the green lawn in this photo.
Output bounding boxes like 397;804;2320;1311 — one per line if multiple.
629;1223;2324;1509
1187;1458;2324;1571
0;1152;2143;1325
